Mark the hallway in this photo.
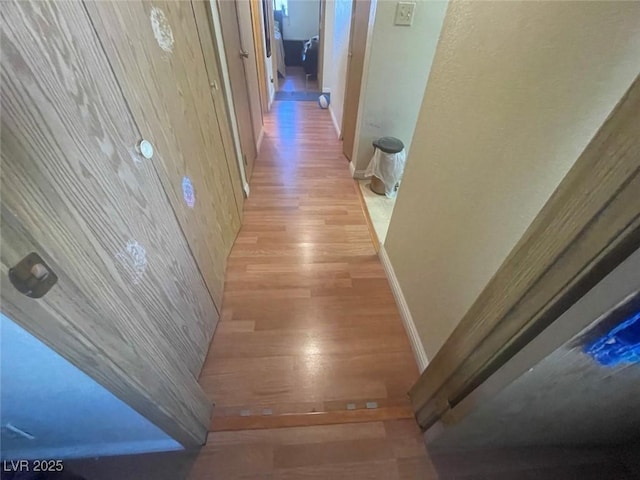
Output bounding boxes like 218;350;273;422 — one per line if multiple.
60;87;638;480
199;101;419;427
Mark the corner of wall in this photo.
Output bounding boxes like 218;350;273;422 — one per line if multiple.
348;160;356;177
353;168;367;180
378;245;429;372
256;126;265;152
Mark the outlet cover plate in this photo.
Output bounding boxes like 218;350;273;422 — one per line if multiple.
395;1;416;26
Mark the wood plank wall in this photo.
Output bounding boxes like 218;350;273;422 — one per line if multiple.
1;0;243;446
85;0;242;311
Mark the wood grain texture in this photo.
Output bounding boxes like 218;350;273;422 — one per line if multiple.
199;101;419;427
85;0;241;310
189;420;436;480
216;0;258;179
410;75;640;428
249;0;269;113
341;0;371;159
0;0;211;445
210;405;413;431
191;0;245;219
65;422;635;479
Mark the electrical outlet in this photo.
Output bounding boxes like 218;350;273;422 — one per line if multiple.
395;1;416;26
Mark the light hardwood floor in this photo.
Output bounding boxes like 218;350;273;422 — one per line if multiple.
67;420;636;479
65;101;638;480
199;101;419;429
278;66;319;92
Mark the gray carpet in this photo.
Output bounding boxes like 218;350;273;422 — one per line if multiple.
274;91;329;102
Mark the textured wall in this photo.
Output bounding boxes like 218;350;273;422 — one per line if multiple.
353;0;448;173
385;0;640;359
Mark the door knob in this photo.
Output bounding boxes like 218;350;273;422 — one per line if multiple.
9;252;58;298
240;49;249;58
137;139;154;160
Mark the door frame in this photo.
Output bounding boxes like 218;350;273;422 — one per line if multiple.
317;0;326;90
410;76;640;430
235;0;264;151
207;0;251;195
341;0;375;161
192;0;246;211
249;0;273;112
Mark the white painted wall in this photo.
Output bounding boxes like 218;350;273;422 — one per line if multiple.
259;0;276;107
0;314;180;460
352;0;448;173
320;0;335;94
384;0;640;360
283;0;320;40
327;0;353;135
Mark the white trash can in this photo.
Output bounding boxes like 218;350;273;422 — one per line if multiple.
364;137;406;197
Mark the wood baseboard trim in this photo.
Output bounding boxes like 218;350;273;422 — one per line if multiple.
353;180;379;252
378;245;429;372
210;405;413;432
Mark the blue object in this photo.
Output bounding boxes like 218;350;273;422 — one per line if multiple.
182;176;195;208
584;310;640;366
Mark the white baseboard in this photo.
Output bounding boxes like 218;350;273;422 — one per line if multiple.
328;104;341;139
243;182;250;197
3;439;182;461
353;168;367;180
256;126;265;153
349;164;367;180
378;245;429;372
269;85;275;110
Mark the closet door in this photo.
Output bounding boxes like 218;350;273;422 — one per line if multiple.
85;0;243;308
1;1;212;445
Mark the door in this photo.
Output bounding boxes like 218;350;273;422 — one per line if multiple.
85;1;242;308
1;0;211;445
249;0;270;113
318;0;327;90
236;0;265;144
217;0;259;179
341;0;371;160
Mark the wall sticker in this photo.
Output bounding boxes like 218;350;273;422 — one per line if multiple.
182;176;195;208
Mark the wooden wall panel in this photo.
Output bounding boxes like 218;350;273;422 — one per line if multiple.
85;0;242;308
216;0;258;179
191;0;245;213
1;0;212;445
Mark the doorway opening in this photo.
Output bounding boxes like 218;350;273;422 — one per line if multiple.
273;0;322;100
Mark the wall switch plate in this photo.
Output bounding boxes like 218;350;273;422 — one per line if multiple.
395;1;416;26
